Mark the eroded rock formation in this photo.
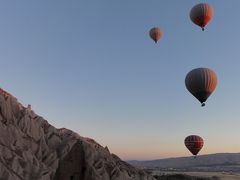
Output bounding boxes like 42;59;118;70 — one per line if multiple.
0;88;155;180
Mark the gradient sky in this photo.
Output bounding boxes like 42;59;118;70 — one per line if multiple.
0;0;240;160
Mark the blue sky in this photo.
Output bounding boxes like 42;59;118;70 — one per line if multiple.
0;0;240;160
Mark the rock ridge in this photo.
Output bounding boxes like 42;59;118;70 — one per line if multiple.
0;88;155;180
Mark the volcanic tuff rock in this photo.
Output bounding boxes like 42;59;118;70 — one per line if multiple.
0;88;155;180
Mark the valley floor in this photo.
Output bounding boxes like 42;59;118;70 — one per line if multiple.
152;171;240;180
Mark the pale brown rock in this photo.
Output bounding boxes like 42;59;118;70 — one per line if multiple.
0;88;155;180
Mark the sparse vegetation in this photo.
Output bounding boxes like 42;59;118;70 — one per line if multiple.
153;174;220;180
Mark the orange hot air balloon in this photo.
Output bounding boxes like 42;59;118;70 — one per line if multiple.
149;27;162;43
184;135;204;157
190;3;214;31
185;67;217;107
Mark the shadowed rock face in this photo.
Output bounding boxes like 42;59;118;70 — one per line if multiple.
54;141;86;180
0;88;155;180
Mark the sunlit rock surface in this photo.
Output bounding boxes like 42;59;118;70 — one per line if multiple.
0;88;155;180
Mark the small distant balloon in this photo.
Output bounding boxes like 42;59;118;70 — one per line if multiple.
190;3;214;31
149;27;163;43
184;135;204;157
185;67;217;107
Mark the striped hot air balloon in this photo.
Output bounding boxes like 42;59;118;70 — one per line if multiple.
185;67;217;107
149;27;163;43
190;3;214;31
184;135;204;157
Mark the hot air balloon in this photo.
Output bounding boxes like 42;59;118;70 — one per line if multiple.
184;135;204;158
185;67;217;106
149;27;162;43
190;3;214;31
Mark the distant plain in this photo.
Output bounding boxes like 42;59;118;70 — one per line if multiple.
151;170;240;180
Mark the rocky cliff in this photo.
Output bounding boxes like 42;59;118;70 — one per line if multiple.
0;88;155;180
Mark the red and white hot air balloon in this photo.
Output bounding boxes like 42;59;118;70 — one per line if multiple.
184;135;204;158
149;27;163;43
190;3;214;31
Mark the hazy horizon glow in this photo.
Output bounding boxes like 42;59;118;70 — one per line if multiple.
0;0;240;160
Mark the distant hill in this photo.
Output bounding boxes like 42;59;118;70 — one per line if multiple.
128;153;240;171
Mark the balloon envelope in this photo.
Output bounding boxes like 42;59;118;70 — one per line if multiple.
185;67;217;106
149;27;162;43
184;135;204;156
190;3;214;31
